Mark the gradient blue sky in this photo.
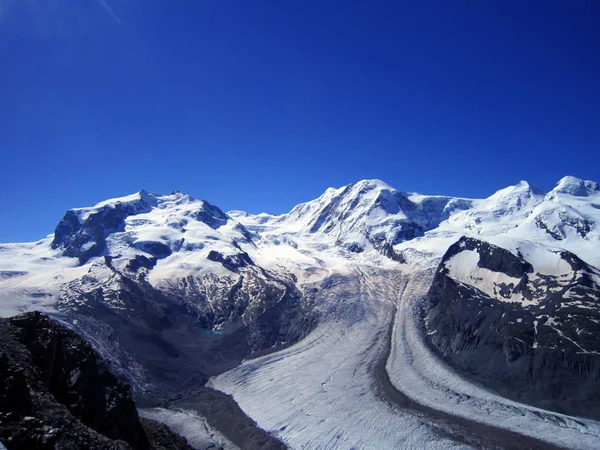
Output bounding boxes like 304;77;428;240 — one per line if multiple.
1;0;599;242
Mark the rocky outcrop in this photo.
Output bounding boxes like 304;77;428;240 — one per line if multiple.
424;237;600;420
452;237;532;277
51;198;153;264
0;312;192;450
206;250;254;272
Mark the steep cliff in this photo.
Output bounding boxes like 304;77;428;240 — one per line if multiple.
0;312;192;450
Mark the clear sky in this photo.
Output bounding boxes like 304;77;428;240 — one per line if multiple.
1;1;599;242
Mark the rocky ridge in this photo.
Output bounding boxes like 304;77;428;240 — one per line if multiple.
0;311;192;450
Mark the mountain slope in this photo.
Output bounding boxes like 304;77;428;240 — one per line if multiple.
0;190;316;399
1;176;599;449
424;236;600;419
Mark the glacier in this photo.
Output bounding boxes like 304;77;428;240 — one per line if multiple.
1;176;600;449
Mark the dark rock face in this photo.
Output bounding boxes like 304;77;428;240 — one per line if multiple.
0;353;33;415
385;222;423;244
0;312;193;450
424;237;600;420
373;189;416;214
52;209;106;263
125;255;158;273
10;313;147;447
132;242;172;259
344;242;364;253
185;201;229;229
138;419;194;450
454;237;532;278
534;216;564;240
379;242;405;263
207;250;254;272
51;200;152;264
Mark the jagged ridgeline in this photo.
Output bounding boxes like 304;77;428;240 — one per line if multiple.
0;176;599;448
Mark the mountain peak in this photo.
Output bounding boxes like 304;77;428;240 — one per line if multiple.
87;190;158;211
351;179;396;191
485;180;544;208
138;189;160;207
514;180;544;194
551;176;599;197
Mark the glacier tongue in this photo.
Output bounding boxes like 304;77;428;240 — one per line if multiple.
210;265;600;449
387;265;600;450
209;268;477;450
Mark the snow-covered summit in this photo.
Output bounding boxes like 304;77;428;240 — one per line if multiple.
483;180;544;211
50;189;245;266
2;175;600;305
220;176;600;273
257;179;470;256
440;180;545;237
549;175;600;197
69;190;154;221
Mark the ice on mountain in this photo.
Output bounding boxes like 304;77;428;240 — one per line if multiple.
552;176;600;197
1;176;600;449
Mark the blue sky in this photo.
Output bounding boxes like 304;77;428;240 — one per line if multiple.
1;0;599;242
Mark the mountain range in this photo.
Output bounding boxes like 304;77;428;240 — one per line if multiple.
1;176;599;449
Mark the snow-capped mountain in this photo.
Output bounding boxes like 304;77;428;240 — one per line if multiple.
256;179;470;251
51;189;254;275
0;190;314;397
1;175;600;449
233;179;473;263
426;236;600;419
